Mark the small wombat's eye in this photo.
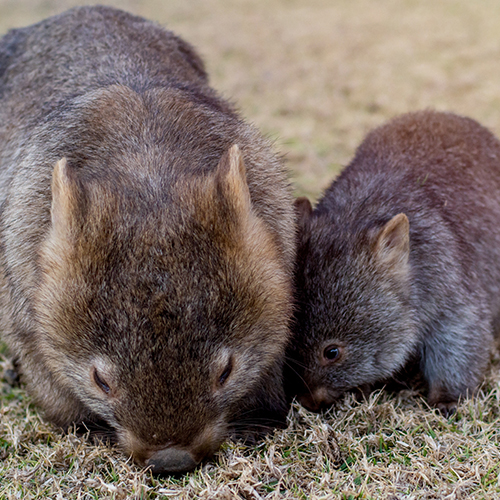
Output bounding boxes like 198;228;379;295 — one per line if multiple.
92;367;111;394
218;358;233;386
323;345;341;362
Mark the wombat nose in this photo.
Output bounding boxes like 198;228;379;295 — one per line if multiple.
299;393;323;412
146;447;199;474
299;386;335;412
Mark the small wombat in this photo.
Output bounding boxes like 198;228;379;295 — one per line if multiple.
290;110;500;416
0;7;295;473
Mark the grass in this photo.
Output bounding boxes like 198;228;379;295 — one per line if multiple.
2;354;500;498
1;0;500;498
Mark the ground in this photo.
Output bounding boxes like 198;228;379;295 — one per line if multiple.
1;0;500;498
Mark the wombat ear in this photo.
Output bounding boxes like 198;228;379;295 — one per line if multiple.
294;197;313;229
215;144;251;217
51;158;77;237
373;213;410;270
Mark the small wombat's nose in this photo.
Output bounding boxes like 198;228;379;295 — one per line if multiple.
299;386;335;412
146;447;199;474
299;393;323;412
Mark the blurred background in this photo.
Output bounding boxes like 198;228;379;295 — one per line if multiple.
2;0;500;199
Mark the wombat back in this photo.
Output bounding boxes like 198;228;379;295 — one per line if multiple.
291;110;500;415
0;6;295;473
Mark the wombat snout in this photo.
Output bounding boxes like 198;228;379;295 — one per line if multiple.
145;448;199;474
298;386;339;412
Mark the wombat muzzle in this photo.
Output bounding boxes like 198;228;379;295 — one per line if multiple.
145;447;199;474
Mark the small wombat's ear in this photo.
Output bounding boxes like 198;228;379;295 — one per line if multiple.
372;213;410;270
51;158;77;237
215;144;251;217
294;197;313;229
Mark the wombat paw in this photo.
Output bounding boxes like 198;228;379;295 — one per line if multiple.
354;383;373;402
434;401;457;418
3;368;20;387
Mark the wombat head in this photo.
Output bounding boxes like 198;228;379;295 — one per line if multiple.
290;198;418;411
33;145;291;473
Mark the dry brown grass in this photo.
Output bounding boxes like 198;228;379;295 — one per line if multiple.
2;351;500;499
1;0;500;498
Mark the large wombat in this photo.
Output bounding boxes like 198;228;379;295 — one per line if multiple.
291;110;500;416
0;6;295;473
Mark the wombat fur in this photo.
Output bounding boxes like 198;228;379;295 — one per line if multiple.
0;6;296;473
290;110;500;416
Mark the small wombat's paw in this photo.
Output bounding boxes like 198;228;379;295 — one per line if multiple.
429;386;459;418
354;383;374;402
434;400;457;418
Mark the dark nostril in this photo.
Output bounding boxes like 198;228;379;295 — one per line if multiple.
145;447;199;474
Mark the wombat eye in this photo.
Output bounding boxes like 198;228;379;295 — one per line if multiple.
323;346;340;362
92;368;111;394
218;358;233;386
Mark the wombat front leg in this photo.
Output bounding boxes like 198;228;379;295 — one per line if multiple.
2;356;20;386
421;315;492;417
353;383;374;402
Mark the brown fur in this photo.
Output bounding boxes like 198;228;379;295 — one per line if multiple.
289;110;500;416
0;6;295;473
